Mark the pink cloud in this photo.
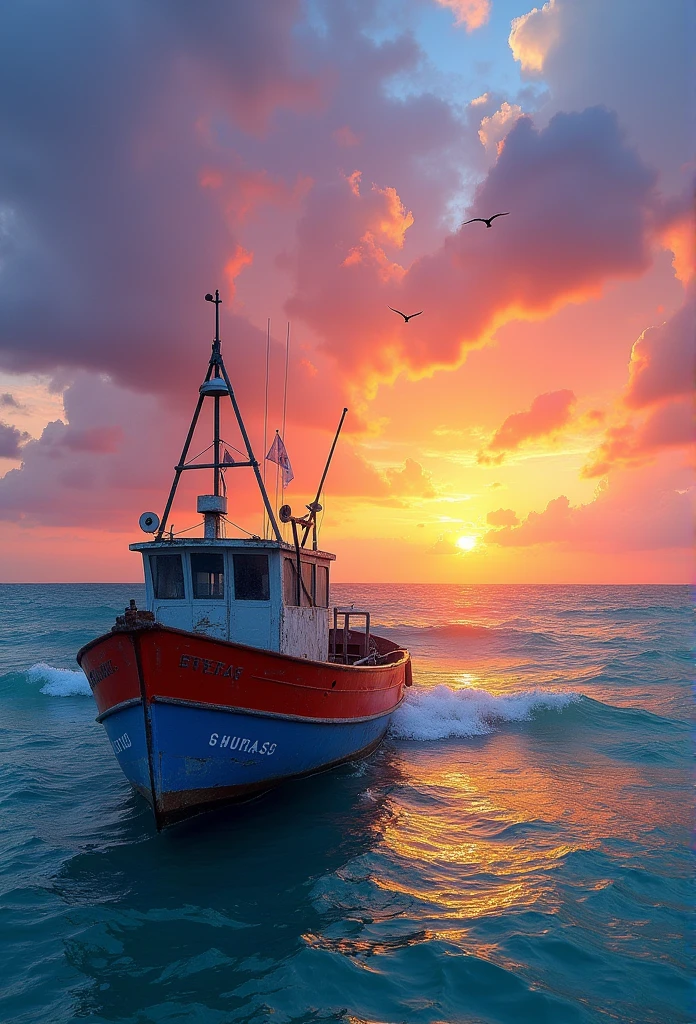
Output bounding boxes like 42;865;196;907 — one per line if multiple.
625;290;695;409
583;293;694;476
582;397;693;477
485;458;693;553
62;426;123;454
199;160;312;224
435;0;492;32
333;126;360;148
478;389;576;464
288;108;660;390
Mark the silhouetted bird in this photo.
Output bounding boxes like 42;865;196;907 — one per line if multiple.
463;212;510;228
389;307;423;322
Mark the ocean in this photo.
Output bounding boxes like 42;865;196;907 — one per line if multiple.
0;583;692;1024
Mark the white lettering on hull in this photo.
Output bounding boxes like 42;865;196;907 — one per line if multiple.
112;732;132;754
208;732;276;755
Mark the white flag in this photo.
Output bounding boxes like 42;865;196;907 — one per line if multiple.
266;432;294;486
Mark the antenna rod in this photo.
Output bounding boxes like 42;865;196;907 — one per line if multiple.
301;406;348;548
212;289;222;496
263;317;270;538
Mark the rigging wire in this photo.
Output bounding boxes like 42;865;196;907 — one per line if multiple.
263;317;270;539
280;321;290;536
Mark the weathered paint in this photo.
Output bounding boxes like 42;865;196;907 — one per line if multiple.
77;622;410;826
280;604;329;661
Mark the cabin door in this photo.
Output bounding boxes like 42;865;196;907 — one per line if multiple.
189;552;229;639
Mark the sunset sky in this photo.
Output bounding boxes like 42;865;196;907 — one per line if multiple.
0;0;693;583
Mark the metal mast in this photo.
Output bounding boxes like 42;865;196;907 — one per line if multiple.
155;291;282;543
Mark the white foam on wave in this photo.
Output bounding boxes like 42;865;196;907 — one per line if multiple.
390;683;580;741
27;663;91;697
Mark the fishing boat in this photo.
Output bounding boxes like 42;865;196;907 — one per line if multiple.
77;291;412;829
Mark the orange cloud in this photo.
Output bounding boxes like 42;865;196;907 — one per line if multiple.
661;218;695;284
224;244;254;301
582;398;693;478
485;460;693;553
385;458;436;498
339;177;413;283
370;185;414;248
434;0;491;32
288;108;659;393
478;389;576;464
342;232;407;283
486;508;519;527
345;169;362;196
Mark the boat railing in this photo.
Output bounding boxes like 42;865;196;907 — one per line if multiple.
330;607;370;664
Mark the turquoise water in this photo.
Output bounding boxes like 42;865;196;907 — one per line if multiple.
0;583;692;1023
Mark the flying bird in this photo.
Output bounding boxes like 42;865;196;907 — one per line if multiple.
389;307;423;322
463;212;510;228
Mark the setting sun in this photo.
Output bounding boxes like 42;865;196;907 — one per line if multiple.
456;535;478;552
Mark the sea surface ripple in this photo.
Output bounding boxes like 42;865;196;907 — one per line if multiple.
0;583;692;1023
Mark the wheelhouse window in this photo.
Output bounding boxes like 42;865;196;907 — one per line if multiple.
191;553;224;599
301;561;313;608
283;557;299;606
233;553;270;601
283;557;326;607
316;565;329;608
151;553;185;600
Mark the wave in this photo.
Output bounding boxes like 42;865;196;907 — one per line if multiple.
27;662;91;697
387;622;560;648
390;684;580;741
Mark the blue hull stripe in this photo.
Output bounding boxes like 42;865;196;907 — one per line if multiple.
150;703;390;794
100;701;393;816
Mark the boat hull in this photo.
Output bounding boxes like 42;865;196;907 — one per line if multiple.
78;624;409;827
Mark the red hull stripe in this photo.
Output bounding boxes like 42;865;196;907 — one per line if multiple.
79;625;410;724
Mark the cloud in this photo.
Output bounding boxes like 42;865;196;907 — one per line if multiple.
582;293;695;476
0;421;28;459
625;290;695;409
582;398;693;478
385;458;436;498
0;0;467;407
430;535;463;554
0;392;19;408
434;0;492;32
325;450;436;505
224;244;254;303
485;459;693;552
478;102;524;153
478;389;576;463
508;0;695;191
486;507;519;527
288;107;660;391
509;1;560;74
199;160;311;225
